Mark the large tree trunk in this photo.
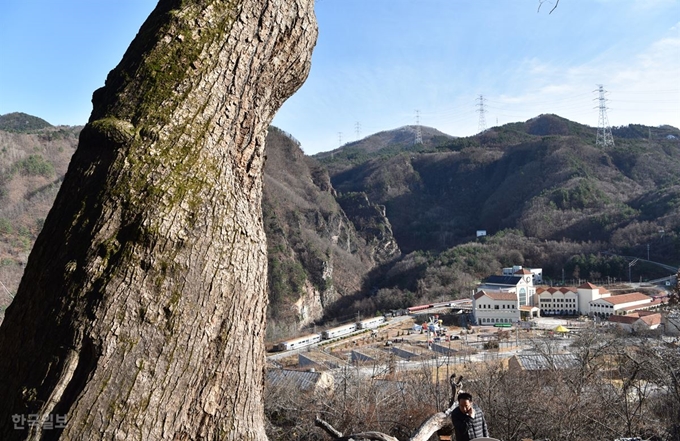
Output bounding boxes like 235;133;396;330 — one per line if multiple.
0;0;316;439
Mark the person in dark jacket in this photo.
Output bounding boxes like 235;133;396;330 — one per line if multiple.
450;392;489;441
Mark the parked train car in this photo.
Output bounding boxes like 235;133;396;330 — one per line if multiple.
322;323;357;339
275;333;322;351
407;304;433;313
274;316;387;352
357;316;386;330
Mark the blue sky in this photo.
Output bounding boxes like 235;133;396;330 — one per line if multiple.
1;1;678;154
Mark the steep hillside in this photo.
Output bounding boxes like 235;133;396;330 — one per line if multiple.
322;116;680;318
245;128;400;337
0;124;80;312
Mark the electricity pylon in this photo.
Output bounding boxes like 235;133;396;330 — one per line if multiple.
414;110;423;144
476;95;487;134
595;84;614;147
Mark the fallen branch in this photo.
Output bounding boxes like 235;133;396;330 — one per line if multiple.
314;417;399;441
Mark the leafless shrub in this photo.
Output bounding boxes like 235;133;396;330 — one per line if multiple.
266;327;680;441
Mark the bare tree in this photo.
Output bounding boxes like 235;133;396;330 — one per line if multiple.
668;268;680;308
634;343;680;440
0;0;316;439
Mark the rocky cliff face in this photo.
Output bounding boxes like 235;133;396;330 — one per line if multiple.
336;191;399;263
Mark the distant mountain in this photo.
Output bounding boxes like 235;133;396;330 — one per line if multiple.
322;114;680;255
322;125;455;156
314;125;456;176
0;112;52;132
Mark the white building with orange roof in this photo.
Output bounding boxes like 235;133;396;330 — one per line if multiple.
536;282;612;316
536;286;580;316
590;292;653;317
473;290;520;325
608;311;662;332
473;267;543;324
576;282;611;313
637;312;662;329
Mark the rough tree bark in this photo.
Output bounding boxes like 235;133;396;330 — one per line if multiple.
0;0;316;439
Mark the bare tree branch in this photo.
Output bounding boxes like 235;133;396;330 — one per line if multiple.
315;416;344;438
314;417;399;441
538;0;560;14
315;373;463;441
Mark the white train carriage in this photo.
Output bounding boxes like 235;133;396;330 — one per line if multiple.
322;323;357;339
357;316;386;330
275;333;322;351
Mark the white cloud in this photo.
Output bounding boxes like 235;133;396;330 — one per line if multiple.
486;23;680;129
632;0;678;11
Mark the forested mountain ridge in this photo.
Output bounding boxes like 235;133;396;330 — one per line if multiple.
316;124;456;177
0;112;53;132
321;114;680;255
